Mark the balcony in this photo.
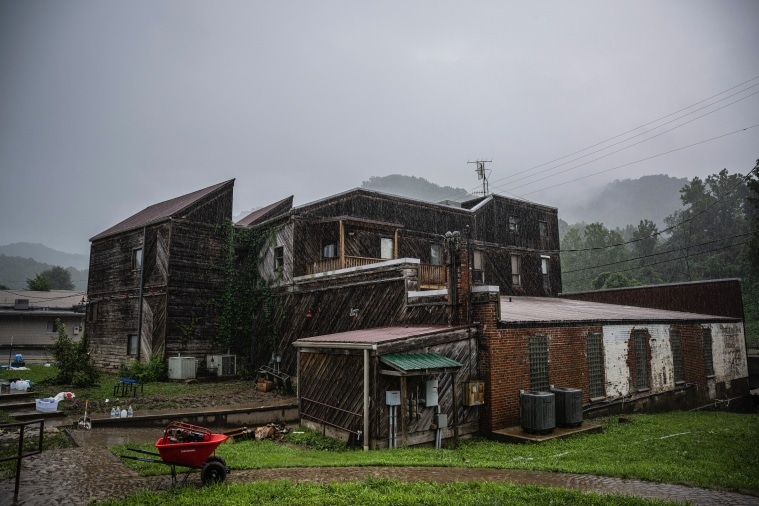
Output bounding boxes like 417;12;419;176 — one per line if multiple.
308;256;447;289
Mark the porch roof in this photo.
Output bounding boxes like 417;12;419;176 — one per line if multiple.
380;353;462;376
293;325;466;350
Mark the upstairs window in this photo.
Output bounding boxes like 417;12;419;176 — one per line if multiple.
472;250;484;284
47;320;60;333
511;254;521;286
430;244;442;266
322;243;337;259
541;256;550;291
380;237;394;259
274;246;284;272
508;215;519;232
87;301;98;322
132;248;143;270
539;220;548;240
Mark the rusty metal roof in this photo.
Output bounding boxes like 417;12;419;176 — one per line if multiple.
293;325;459;348
499;296;737;325
236;196;293;226
380;353;462;373
90;180;234;241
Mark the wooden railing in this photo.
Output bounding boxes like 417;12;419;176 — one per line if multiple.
308;257;447;288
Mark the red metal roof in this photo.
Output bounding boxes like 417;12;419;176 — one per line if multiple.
236;196;293;226
499;296;735;324
294;325;457;347
90;180;234;241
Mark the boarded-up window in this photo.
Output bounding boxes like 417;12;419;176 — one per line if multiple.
634;331;650;390
671;331;685;383
587;333;604;398
529;335;549;391
511;254;521;286
380;237;394;259
702;327;715;377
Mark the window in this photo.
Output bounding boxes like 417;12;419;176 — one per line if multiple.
670;331;685;383
539;220;548;240
529;335;549;391
472;250;484;284
587;333;605;398
430;244;442;266
508;215;519;232
87;301;98;322
274;246;284;271
702;327;715;377
132;248;143;270
127;334;139;356
47;320;60;333
633;330;650;390
380;237;394;259
511;254;521;286
541;256;550;291
322;243;337;259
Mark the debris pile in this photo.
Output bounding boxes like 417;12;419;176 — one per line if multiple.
224;423;289;443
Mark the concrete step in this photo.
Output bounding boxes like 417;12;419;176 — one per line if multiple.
0;400;36;411
0;391;35;405
5;409;65;421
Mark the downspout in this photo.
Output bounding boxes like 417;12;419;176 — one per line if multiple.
136;226;146;362
363;348;370;451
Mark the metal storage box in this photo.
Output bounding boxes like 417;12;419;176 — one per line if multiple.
168;357;197;380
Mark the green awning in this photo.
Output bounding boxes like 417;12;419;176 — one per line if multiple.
380;353;462;376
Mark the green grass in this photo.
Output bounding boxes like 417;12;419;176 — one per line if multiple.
113;412;759;493
95;477;679;506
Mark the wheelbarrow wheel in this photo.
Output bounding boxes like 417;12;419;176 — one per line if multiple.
201;460;227;485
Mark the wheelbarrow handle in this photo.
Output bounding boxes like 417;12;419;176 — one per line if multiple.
120;455;165;464
126;447;161;457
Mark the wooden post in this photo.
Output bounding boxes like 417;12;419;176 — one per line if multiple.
451;373;459;448
340;220;346;269
394;229;399;259
400;375;408;447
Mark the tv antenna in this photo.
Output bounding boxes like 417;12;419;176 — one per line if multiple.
468;160;492;196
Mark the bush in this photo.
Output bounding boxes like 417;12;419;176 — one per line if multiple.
119;355;167;383
50;320;99;387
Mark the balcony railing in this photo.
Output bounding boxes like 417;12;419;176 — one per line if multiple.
308;256;447;288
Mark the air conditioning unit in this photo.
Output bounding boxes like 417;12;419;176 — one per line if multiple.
206;354;236;377
520;390;555;434
550;387;583;427
168;357;197;380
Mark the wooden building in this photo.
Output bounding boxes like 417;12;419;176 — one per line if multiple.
86;180;234;371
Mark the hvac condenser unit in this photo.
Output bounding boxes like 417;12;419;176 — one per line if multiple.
550;386;583;427
206;354;236;377
168;357;197;380
520;390;556;435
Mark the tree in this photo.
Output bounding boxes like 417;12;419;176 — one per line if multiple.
26;273;51;291
51;319;99;387
25;266;74;290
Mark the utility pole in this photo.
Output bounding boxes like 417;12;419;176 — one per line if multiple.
468;160;492;196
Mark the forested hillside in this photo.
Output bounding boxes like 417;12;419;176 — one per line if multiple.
0;254;88;291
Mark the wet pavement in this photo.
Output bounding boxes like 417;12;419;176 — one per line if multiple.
1;425;758;506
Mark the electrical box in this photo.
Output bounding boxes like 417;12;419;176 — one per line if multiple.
465;380;485;406
168;357;197;380
206;354;236;377
435;413;448;427
425;378;439;407
386;390;401;406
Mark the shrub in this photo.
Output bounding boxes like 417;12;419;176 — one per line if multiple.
119;354;167;382
50;319;99;387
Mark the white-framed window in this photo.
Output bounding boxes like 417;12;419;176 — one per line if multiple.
380;237;394;259
511;254;521;286
127;333;139;356
508;215;519;232
132;248;143;270
541;256;550;291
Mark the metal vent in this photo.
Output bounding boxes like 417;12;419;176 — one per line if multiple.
520;391;555;434
550;387;583;427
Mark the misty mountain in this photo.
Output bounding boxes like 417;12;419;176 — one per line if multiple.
362;174;687;229
558;175;687;229
0;254;88;291
361;175;472;203
0;242;89;270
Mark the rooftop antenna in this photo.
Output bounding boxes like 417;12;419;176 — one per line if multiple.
468;160;492;196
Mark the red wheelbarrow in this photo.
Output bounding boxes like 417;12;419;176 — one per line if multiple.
121;422;230;486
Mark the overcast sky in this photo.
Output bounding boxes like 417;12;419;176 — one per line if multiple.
1;1;757;255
